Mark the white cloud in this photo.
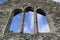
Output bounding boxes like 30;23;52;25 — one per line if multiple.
53;0;60;2
37;13;42;19
29;12;34;29
24;21;28;33
39;24;50;33
24;27;30;33
24;24;34;33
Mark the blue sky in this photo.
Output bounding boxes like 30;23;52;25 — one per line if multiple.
0;0;7;4
0;0;60;33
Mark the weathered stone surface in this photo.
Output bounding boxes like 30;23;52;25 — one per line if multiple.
0;0;60;40
2;33;60;40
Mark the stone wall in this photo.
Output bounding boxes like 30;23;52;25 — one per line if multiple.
2;33;60;40
0;0;60;40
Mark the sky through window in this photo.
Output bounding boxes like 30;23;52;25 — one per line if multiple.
0;0;59;33
10;11;50;33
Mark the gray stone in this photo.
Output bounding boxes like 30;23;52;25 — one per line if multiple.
0;0;60;40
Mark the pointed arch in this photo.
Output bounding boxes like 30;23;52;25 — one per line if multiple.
12;9;22;16
36;8;50;33
4;9;23;34
23;6;34;33
24;6;34;12
36;9;46;16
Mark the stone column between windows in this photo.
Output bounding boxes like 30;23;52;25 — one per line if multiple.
20;11;25;33
34;9;38;33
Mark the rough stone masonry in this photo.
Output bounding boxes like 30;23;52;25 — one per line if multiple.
0;0;60;40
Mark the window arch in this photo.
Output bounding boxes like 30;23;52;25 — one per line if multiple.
4;8;50;34
12;9;22;16
36;8;50;33
9;9;23;33
24;7;34;33
36;9;46;16
24;6;34;12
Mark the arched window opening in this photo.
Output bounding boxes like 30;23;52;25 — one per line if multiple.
12;9;22;16
24;6;34;12
0;0;8;4
10;9;22;33
24;7;34;33
36;9;46;16
36;9;50;33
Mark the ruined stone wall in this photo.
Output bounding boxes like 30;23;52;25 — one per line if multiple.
0;0;60;40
